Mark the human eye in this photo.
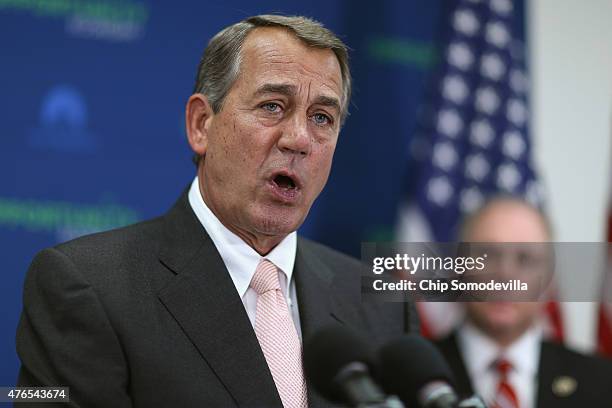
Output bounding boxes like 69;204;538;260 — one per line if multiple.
260;102;282;113
311;112;333;126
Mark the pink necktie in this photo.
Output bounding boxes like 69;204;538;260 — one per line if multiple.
250;259;308;408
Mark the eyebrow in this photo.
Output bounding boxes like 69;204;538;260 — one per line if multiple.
312;95;341;113
254;83;297;98
254;83;341;113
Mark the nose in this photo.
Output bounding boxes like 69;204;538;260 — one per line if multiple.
497;253;517;280
277;115;311;156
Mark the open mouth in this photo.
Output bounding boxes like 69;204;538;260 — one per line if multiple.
269;172;301;202
273;174;297;190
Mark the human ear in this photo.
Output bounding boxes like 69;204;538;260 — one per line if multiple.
185;94;214;157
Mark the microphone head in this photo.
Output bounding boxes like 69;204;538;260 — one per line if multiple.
379;334;455;406
303;324;378;403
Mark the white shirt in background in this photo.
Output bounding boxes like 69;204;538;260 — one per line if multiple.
457;321;541;408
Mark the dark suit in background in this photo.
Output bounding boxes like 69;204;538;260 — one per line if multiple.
17;192;417;407
436;332;612;408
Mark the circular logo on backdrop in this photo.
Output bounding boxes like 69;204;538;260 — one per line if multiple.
29;84;98;153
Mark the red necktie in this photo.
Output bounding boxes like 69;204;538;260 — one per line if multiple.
492;358;519;408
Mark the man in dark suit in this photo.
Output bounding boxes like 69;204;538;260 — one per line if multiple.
16;15;417;408
435;197;612;408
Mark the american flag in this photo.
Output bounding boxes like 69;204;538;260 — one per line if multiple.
397;0;563;341
597;158;612;356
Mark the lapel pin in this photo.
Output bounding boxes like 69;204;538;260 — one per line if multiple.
552;376;577;397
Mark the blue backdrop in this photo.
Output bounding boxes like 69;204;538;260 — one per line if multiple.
1;0;518;387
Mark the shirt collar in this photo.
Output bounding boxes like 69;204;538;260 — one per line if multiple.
187;177;297;297
458;319;541;377
504;323;541;376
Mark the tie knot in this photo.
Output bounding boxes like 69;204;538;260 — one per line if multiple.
495;358;513;376
250;259;282;295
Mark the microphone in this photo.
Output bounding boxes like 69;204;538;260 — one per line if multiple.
303;324;403;408
379;334;458;408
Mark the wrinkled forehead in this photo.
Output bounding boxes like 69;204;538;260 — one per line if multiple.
238;27;343;101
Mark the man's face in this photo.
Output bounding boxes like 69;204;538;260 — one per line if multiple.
193;28;343;251
463;201;549;344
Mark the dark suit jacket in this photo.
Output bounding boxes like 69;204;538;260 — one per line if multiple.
16;190;417;407
435;331;612;408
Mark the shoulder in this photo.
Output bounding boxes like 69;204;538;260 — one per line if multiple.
296;236;363;273
539;341;612;405
297;236;419;335
542;340;612;374
53;216;164;261
295;236;368;292
26;216;167;298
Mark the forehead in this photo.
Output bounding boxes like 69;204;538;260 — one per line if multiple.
237;27;343;99
468;202;549;242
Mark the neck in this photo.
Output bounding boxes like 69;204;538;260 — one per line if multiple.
231;229;284;256
491;331;524;348
467;319;533;349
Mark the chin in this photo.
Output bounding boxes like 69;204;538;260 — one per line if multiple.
487;319;521;334
484;309;520;326
254;210;304;236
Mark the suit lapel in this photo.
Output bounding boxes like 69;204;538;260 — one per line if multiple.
294;238;364;337
536;341;575;408
294;239;357;408
436;332;475;398
157;192;282;407
537;342;555;408
294;241;335;339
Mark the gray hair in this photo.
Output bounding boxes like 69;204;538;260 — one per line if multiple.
191;14;352;165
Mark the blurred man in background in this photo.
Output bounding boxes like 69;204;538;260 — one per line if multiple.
436;197;612;408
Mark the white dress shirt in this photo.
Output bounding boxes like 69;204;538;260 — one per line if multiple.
457;321;541;408
187;177;302;339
